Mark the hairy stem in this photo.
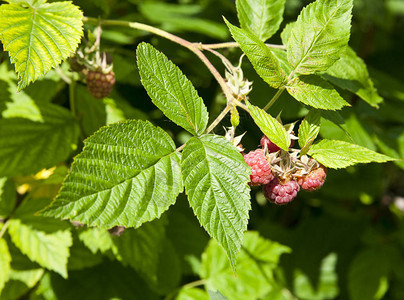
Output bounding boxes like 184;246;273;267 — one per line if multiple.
263;87;285;111
197;42;286;50
206;104;233;134
83;17;235;104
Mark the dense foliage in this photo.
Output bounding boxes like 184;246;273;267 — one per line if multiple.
1;0;404;299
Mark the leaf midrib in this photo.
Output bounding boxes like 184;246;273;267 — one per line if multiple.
291;1;345;74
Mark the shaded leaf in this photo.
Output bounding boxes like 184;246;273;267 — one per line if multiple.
8;218;72;278
323;46;383;108
200;231;291;300
0;103;79;177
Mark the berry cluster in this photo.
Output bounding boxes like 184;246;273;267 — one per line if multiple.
243;135;327;205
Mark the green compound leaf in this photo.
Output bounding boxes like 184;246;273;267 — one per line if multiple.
200;231;291;300
308;139;396;169
236;0;286;41
8;218;72;278
298;109;321;154
286;75;350;110
42;120;183;229
287;0;353;75
225;19;287;88
0;103;79;177
246;101;290;151
323;46;383;108
0;0;83;91
181;134;251;270
0;239;11;294
137;43;208;136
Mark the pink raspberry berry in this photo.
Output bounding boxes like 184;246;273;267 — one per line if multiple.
263;178;300;205
297;165;327;191
260;135;294;153
244;149;274;186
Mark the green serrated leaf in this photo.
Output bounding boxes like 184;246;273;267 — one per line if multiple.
42;120;183;229
0;178;16;219
307;139;395;169
323;46;383;108
0;0;83;90
200;231;291;300
137;43;208;136
8;218;72;278
298;109;321;153
0;103;79;177
113;220;166;285
286;75;350;110
287;0;353;75
247;102;290;151
0;239;11;294
181;135;251;269
236;0;286;41
280;22;295;45
225;19;287;88
271;48;293;74
78;227;115;255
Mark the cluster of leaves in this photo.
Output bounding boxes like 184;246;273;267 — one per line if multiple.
0;0;404;299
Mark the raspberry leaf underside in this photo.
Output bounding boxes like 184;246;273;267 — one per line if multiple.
225;19;287;88
0;103;80;177
181;134;251;270
308;139;396;169
323;46;383;108
236;0;286;42
247;102;290;151
0;0;84;91
287;0;353;75
137;42;209;136
42;120;183;229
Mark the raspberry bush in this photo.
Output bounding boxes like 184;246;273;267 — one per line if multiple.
0;0;403;299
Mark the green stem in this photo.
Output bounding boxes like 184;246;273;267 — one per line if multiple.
206;104;233;134
182;279;207;289
197;41;286;50
263;87;285;111
0;219;10;240
83;17;235;104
